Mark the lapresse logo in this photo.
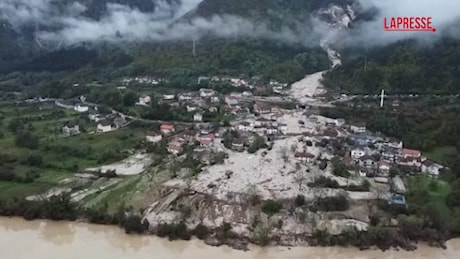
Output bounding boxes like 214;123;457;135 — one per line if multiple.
384;17;436;32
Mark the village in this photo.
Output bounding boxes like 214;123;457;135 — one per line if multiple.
15;69;448;247
27;72;445;210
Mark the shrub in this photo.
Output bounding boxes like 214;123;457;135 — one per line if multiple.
346;180;371;192
122;215;148;234
262;200;282;216
249;194;261;206
193;223;209;240
295;195;305;207
314;195;349;211
308;176;340;189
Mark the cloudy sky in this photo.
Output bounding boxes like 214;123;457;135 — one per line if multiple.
0;0;459;47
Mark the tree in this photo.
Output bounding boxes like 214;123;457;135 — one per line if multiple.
295;195;305;207
262;200;282;217
122;215;148;234
331;158;350;178
122;91;138;107
248;135;268;154
15;130;39;149
194;223;209;240
22;154;43;167
293;171;308;192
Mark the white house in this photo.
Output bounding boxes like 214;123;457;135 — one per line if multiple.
199;88;215;98
197;76;210;84
167;144;183;155
88;113;104;122
378;161;391;175
335;118;346;127
187;105;198;112
146;132;162;143
97;121;113;133
178;93;193;101
225;96;239;106
210;96;220;103
350;123;366;133
351;148;366;160
231;139;245;151
359;156;376;169
74;104;89;113
382;147;399;163
62;124;80;136
163;94;175;100
294;152;315;163
386;138;403;149
397;157;421;168
238;122;253;132
138;95;151;105
421;160;443;176
194;113;203;122
266;126;278;135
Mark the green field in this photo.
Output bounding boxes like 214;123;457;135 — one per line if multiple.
406;176;451;206
425;146;460;166
0;104;146;201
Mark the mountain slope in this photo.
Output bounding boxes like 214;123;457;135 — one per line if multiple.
323;38;460;95
0;0;354;76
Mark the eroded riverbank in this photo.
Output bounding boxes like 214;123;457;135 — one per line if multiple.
0;217;459;258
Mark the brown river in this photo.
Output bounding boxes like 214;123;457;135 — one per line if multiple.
0;217;459;258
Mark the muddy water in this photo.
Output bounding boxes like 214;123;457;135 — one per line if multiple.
0;217;459;259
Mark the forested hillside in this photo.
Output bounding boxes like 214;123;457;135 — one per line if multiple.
323;38;460;95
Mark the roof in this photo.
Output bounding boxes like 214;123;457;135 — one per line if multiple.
360;155;375;161
200;139;212;146
422;160;435;167
294;152;315;158
183;130;198;137
171;136;184;143
168;144;183;152
402;148;421;157
383;147;399;154
160;124;175;130
98;120;112;127
323;128;339;138
378;161;391;168
146;131;161;136
201;133;215;140
351;122;366;127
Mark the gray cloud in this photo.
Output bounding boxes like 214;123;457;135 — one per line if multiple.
0;0;327;47
3;0;457;49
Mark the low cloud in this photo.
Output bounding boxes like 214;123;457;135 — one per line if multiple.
0;0;323;47
3;0;457;49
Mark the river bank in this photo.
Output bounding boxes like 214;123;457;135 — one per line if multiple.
0;217;459;258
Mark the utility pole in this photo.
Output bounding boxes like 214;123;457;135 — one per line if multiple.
380;89;385;108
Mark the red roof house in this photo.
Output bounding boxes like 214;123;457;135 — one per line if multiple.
402;148;421;159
